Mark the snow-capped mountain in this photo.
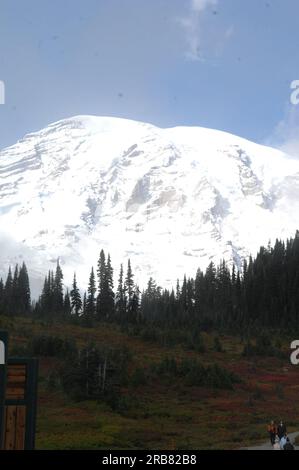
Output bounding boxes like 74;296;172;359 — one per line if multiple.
1;115;299;296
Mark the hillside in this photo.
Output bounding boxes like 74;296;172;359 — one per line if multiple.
1;315;299;450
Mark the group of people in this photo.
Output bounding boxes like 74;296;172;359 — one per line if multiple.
268;421;295;450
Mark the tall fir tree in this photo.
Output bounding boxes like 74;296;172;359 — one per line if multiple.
18;262;31;315
63;289;71;316
105;253;115;320
96;249;106;320
4;266;13;315
54;260;64;315
131;284;140;323
40;271;52;316
82;292;87;316
86;267;96;317
124;259;135;320
70;273;82;316
115;264;126;321
125;259;134;304
11;265;19;314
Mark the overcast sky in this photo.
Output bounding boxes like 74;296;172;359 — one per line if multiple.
0;0;299;152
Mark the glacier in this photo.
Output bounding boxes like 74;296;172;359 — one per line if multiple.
0;115;299;297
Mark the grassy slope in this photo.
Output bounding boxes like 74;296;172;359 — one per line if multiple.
1;315;299;450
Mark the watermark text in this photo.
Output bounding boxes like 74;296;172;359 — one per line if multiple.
290;340;299;365
290;80;299;105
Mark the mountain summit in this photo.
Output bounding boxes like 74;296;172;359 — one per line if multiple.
1;115;299;295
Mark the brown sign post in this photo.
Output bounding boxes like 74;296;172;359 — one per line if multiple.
0;331;38;450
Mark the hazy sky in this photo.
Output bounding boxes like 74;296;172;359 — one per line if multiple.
0;0;299;151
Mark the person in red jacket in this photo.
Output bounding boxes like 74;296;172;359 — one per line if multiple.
267;420;277;446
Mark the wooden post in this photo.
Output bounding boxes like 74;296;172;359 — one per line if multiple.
0;332;38;450
4;359;39;450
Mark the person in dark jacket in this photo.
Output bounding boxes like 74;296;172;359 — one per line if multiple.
277;421;287;440
283;437;295;450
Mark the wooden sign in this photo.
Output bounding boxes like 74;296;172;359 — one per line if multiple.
0;332;38;450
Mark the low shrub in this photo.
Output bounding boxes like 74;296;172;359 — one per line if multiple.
150;356;241;390
30;334;77;359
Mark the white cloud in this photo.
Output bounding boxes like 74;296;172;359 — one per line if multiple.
267;102;299;158
180;0;218;61
179;0;232;62
224;25;234;39
192;0;218;13
180;15;204;61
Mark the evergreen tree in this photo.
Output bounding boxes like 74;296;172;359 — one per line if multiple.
115;264;126;321
4;266;13;315
18;262;31;315
70;273;82;316
125;259;134;312
194;268;204;318
86;267;96;317
63;289;71;316
176;279;180;300
54;260;64;315
82;292;87;316
105;253;115;320
40;271;52;316
131;284;140;322
181;275;188;311
11;265;19;314
96;249;106;319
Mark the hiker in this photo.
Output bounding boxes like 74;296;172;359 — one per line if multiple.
280;434;287;450
268;421;277;446
283;437;295;450
273;435;281;450
277;421;287;439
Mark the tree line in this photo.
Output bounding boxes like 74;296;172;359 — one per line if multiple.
0;262;31;316
2;232;299;332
